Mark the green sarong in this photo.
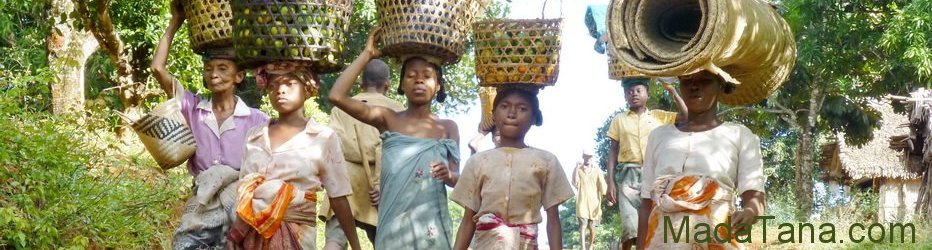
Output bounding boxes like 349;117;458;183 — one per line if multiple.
614;162;642;241
374;132;459;250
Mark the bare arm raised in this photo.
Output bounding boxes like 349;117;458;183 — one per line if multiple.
150;0;185;98
327;27;397;132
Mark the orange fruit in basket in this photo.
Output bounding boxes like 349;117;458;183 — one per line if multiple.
517;66;528;73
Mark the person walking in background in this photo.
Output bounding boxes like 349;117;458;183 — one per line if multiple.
573;149;607;250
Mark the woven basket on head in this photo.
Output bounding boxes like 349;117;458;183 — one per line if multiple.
231;0;353;73
131;97;196;170
376;0;483;66
184;0;235;54
474;18;562;87
606;0;796;105
604;20;644;79
608;56;644;80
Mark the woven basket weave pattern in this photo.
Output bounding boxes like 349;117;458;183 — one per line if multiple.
607;0;797;105
376;0;481;66
184;0;235;53
474;19;562;87
608;56;644;79
131;99;196;170
232;0;353;72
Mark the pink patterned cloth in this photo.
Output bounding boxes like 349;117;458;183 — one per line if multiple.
473;213;539;250
253;61;319;91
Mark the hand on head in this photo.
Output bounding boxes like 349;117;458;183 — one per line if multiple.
365;27;382;58
170;0;185;22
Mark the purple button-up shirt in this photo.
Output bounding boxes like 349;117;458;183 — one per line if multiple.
177;83;269;177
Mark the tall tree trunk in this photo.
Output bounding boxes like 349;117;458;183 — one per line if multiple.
48;0;99;114
75;0;150;137
794;86;822;219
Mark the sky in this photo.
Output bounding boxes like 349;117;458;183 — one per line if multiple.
446;0;625;245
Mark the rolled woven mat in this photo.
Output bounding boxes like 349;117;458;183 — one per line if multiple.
607;0;796;105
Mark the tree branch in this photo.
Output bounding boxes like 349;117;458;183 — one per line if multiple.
75;0;132;84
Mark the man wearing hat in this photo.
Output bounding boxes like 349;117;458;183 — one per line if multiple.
605;77;685;250
573;149;607;250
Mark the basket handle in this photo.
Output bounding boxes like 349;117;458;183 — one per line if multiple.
541;0;564;19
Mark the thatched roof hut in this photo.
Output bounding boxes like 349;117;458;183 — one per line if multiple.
819;99;919;182
891;89;932;219
819;99;922;222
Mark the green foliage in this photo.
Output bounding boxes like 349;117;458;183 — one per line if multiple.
0;0;54;112
559;197;624;249
595;108;624;171
0;89;188;248
881;0;932;81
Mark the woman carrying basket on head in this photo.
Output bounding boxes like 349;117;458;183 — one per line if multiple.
151;2;268;249
329;28;461;249
636;71;767;249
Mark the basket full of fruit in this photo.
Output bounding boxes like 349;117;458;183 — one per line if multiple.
474;18;562;87
376;0;484;66
231;0;353;73
183;0;235;53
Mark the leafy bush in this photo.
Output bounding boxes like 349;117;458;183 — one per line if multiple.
0;96;189;248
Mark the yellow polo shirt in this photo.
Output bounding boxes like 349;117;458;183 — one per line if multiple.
606;109;677;164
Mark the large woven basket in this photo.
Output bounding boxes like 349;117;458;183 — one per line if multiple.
184;0;235;54
131;97;196;170
376;0;483;66
474;18;562;87
231;0;353;73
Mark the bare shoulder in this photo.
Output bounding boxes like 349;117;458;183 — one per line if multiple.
438;118;460;135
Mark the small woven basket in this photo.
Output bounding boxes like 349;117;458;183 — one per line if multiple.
184;0;235;53
474;18;562;87
608;56;644;79
376;0;482;66
131;97;196;170
231;0;353;73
